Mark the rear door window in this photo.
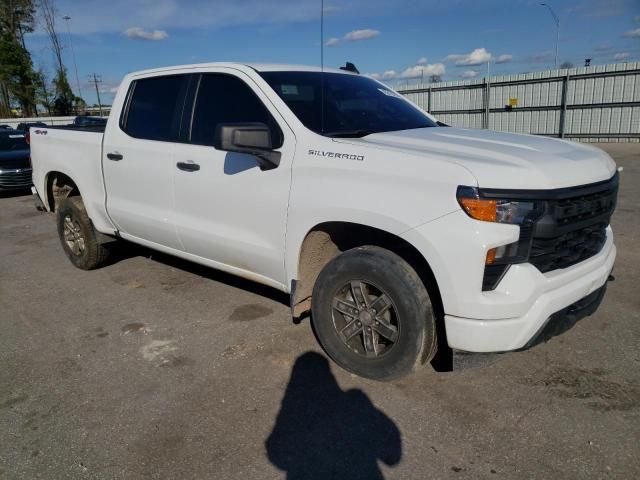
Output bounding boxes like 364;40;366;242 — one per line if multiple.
122;74;189;141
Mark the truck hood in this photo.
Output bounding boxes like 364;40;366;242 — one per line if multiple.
351;127;617;189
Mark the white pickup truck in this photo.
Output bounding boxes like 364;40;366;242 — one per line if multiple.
30;62;618;379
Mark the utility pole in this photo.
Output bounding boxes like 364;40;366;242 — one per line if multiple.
539;3;559;68
88;74;103;116
62;16;83;100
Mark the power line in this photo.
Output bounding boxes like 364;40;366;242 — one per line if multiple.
87;73;103;117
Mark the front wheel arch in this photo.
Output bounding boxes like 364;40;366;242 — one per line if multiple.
292;222;446;344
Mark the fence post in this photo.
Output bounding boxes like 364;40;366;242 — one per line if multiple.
427;86;432;113
559;74;569;138
484;78;491;129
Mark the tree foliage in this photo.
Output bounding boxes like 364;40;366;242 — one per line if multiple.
0;0;37;116
33;67;54;115
38;0;77;115
0;0;82;117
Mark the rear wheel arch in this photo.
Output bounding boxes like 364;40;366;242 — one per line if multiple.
45;171;80;213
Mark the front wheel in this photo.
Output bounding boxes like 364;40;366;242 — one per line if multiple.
311;246;437;380
56;197;110;270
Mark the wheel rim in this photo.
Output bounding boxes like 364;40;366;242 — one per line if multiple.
331;280;400;358
63;215;85;256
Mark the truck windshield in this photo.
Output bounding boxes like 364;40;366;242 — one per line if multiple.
259;71;437;137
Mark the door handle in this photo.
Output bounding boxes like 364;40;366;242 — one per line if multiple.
177;161;200;172
106;152;123;161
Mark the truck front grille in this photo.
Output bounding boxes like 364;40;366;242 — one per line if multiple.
529;222;608;272
0;168;32;189
528;175;618;273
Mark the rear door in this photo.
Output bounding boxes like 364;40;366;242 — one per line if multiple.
103;73;190;249
172;69;295;287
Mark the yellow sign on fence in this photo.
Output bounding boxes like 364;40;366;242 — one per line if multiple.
509;98;518;107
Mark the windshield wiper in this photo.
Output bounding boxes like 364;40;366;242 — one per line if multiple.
324;129;376;138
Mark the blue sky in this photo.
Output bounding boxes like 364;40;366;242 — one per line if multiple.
24;0;640;105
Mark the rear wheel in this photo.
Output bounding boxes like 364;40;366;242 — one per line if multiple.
56;197;110;270
311;246;437;380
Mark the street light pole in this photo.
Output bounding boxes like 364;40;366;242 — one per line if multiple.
62;15;83;101
539;3;559;68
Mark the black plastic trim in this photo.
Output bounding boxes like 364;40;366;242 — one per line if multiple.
476;172;619;201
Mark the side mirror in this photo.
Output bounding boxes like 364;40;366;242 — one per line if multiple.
214;123;281;170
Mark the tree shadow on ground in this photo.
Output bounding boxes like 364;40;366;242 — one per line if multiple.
266;352;402;480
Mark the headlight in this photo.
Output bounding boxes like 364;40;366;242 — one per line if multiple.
457;185;546;291
456;186;542;224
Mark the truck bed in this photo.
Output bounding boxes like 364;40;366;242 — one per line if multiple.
29;126;116;234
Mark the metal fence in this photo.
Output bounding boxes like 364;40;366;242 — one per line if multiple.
0;111;111;129
397;62;640;142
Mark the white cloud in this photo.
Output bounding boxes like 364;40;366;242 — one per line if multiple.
446;48;492;66
365;70;396;81
495;54;513;64
461;70;479;78
325;37;340;47
344;29;380;41
613;52;630;61
622;28;640;38
417;57;428;65
123;27;168;41
400;63;446;79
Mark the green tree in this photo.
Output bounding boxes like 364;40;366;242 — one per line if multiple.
33;67;54;115
73;95;86;113
52;67;73;114
0;0;37;116
38;0;75;115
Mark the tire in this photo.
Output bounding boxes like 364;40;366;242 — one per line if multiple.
56;196;110;270
311;245;437;381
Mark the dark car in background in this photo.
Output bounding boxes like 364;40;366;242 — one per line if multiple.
15;121;47;132
0;129;31;191
72;116;107;128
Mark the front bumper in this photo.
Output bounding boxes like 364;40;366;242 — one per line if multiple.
445;234;615;352
402;209;616;354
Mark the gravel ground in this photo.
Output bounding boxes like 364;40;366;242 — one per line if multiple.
1;143;639;480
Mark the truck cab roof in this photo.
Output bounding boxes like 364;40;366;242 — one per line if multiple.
126;62;354;78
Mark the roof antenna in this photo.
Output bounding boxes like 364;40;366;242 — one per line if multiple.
320;0;325;135
340;62;360;74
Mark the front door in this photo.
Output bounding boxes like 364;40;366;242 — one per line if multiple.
172;71;295;288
